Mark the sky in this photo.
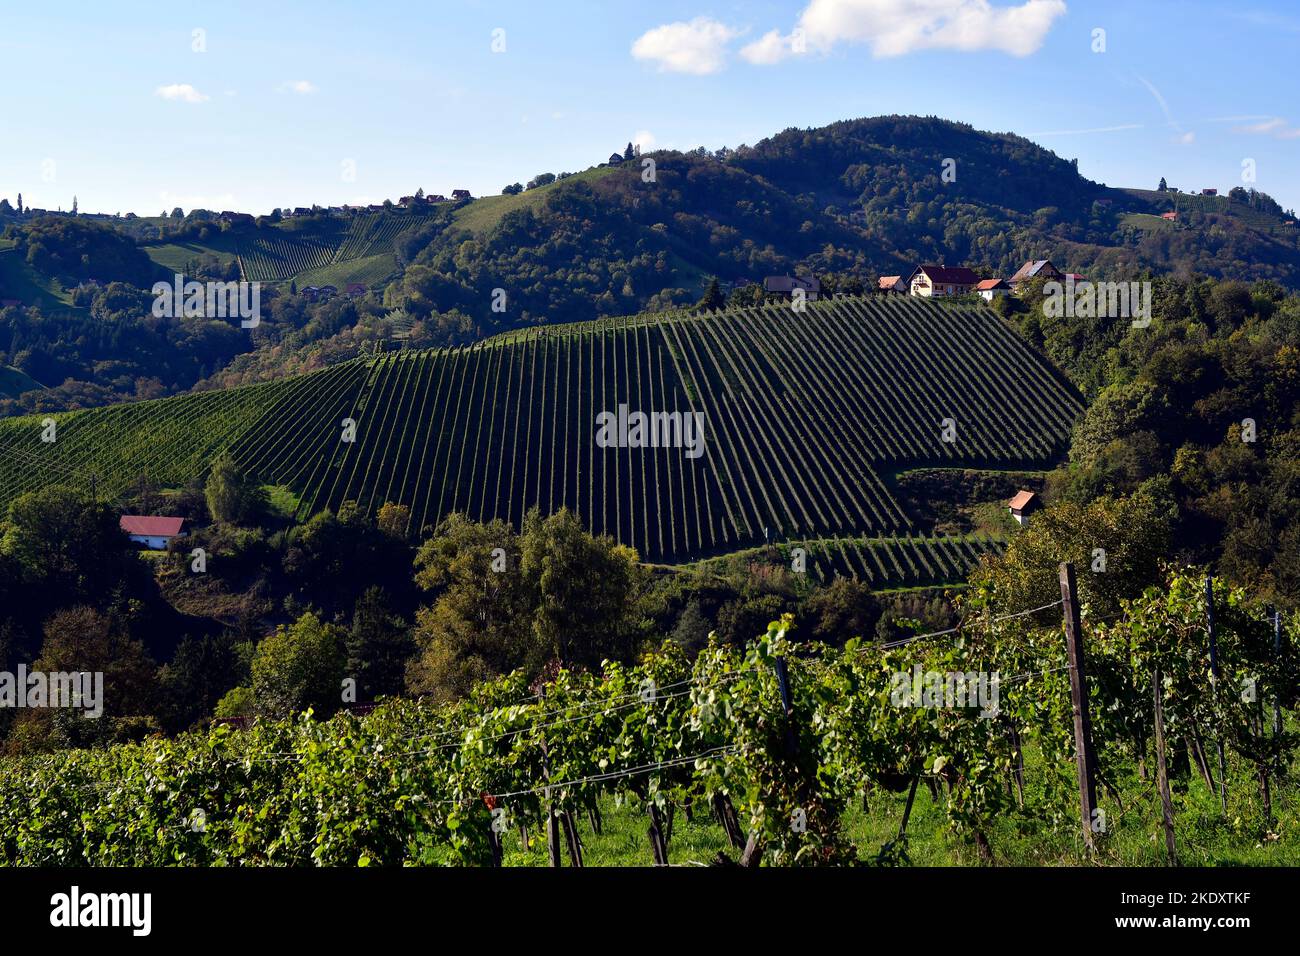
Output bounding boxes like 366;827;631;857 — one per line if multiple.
2;0;1298;216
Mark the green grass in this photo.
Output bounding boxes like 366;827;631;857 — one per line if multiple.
263;484;302;518
0;364;44;398
0;247;77;310
1121;212;1175;233
142;240;240;276
452;167;617;236
290;253;396;289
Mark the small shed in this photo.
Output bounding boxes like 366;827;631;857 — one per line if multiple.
1007;491;1041;526
120;515;187;550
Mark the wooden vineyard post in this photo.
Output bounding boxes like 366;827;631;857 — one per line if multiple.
1205;576;1229;816
1274;609;1284;739
1152;666;1178;865
1060;562;1099;852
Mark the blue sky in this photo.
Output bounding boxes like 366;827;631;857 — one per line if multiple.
2;0;1297;215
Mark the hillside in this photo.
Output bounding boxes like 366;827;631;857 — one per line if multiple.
0;295;1082;566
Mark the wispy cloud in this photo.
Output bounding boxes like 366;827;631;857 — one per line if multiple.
1136;74;1194;144
631;17;742;75
1234;116;1300;139
154;83;209;103
280;80;317;94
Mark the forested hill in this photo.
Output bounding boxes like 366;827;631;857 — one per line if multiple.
389;115;1300;322
2;115;1298;412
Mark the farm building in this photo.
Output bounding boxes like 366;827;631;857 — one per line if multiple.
120;515;186;550
877;275;907;294
764;275;821;301
1007;491;1041;527
910;265;979;298
1161;211;1178;221
451;189;472;201
1008;260;1064;291
1202;189;1218;196
976;278;1011;301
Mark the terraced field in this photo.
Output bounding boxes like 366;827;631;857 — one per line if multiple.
0;296;1084;568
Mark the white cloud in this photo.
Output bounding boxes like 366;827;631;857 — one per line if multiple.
281;80;317;94
633;130;657;152
154;83;209;103
740;29;802;65
1175;131;1195;144
751;0;1067;62
631;17;741;74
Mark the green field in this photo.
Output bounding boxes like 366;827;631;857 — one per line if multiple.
138;209;440;287
452;167;618;236
0;296;1084;568
0;245;77;310
0;365;44;399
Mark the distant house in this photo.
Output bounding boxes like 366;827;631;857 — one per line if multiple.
346;283;367;297
427;194;447;203
120;515;186;550
877;275;907;294
1202;189;1218;196
1008;259;1064;291
1161;211;1178;221
763;275;821;301
910;264;979;298
1063;273;1087;283
218;211;254;227
1007;491;1041;527
976;278;1011;301
608;153;625;166
292;207;311;217
451;189;472;201
301;285;321;302
368;204;387;213
318;285;339;299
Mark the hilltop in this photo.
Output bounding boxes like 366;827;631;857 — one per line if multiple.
1;115;1296;413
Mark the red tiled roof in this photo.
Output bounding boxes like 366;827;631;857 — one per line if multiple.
1007;491;1038;511
976;279;1007;290
878;275;903;289
120;515;185;537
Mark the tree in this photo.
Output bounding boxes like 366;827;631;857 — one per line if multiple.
520;508;642;669
1;485;144;606
157;632;250;731
624;142;635;162
16;193;22;214
170;207;184;219
1158;177;1168;192
0;199;12;217
405;514;536;701
502;183;524;196
415;187;424;200
526;173;556;191
696;277;725;312
204;456;267;526
251;611;347;718
71;196;78;216
346;587;414;701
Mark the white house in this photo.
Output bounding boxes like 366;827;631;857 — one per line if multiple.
120;515;187;550
910;265;980;298
1007;491;1041;527
977;278;1011;301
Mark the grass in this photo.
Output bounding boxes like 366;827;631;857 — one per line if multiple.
496;734;1300;867
1121;213;1175;233
452;167;617;236
0;246;77;310
142;240;240;276
263;484;302;518
289;253;397;290
0;364;44;398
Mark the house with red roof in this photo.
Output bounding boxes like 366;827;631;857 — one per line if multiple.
120;515;187;550
976;278;1011;301
910;264;980;298
1007;491;1041;527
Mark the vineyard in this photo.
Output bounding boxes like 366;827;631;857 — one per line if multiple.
141;210;439;285
1;570;1293;867
0;297;1083;567
693;535;1006;589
